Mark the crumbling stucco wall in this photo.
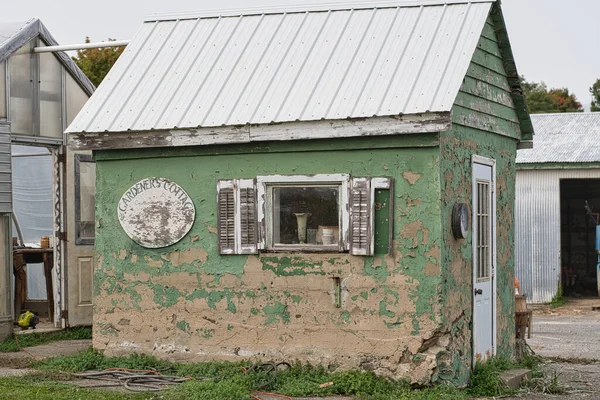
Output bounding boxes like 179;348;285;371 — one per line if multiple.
436;14;520;386
92;134;451;384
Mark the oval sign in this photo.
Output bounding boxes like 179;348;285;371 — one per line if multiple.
117;178;195;248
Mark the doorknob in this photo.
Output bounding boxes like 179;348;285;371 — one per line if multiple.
474;288;483;295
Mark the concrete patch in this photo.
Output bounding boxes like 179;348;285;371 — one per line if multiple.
499;368;531;390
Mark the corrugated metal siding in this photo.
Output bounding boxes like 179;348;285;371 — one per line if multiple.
0;124;11;213
517;113;600;164
515;169;600;303
66;1;492;134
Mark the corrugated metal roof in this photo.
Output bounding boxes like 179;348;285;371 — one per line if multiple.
67;0;493;134
517;113;600;164
0;19;95;96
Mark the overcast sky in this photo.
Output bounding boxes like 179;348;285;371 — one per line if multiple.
4;0;599;109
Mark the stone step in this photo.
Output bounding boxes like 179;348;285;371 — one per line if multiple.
500;368;532;389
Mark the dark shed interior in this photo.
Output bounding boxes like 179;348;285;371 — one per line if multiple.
560;179;600;296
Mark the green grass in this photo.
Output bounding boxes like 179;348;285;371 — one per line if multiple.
27;349;553;400
467;354;543;397
549;285;567;308
0;326;92;352
34;348;470;400
0;376;149;400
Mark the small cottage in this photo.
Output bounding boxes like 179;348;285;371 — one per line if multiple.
516;113;600;303
67;0;532;385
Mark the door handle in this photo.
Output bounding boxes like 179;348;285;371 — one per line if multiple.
474;288;483;295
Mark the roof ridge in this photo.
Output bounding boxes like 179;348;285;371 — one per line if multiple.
145;0;495;22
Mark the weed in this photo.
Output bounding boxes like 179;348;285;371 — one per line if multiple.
467;357;517;397
549;285;567;308
0;326;92;352
35;350;471;399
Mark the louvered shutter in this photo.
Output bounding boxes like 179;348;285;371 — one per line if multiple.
217;179;258;255
350;177;372;255
237;179;258;254
217;181;236;254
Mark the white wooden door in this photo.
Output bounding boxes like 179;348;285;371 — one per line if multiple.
472;158;496;363
64;151;95;326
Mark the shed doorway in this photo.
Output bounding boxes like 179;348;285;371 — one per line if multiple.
560;179;600;296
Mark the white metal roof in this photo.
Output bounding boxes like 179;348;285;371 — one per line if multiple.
67;0;493;134
517;113;600;164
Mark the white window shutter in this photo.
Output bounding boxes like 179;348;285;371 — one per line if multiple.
236;179;258;254
350;177;372;256
217;180;236;254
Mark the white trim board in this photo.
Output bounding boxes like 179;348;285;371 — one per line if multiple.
68;113;451;151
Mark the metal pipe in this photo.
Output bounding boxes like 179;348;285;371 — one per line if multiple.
33;40;130;53
10;213;24;247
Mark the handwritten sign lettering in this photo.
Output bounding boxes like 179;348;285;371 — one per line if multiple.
117;178;195;248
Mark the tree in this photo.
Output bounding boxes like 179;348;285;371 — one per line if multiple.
72;37;125;87
520;76;583;114
591;79;600;112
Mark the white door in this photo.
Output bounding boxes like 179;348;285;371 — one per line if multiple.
472;158;495;363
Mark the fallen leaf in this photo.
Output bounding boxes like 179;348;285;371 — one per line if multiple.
319;382;334;388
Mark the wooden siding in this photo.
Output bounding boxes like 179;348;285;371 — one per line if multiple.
0;124;10;213
452;17;521;140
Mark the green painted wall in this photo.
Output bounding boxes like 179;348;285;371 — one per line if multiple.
436;15;519;385
93;134;451;384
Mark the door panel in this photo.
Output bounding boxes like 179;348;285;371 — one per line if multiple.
78;257;93;305
473;160;495;362
65;151;95;326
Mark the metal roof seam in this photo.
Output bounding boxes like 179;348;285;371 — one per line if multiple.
400;3;447;113
223;14;287;125
323;8;377;119
130;18;201;130
145;0;495;22
152;17;222;129
200;15;266;127
176;16;244;128
298;10;355;121
107;20;181;132
349;6;400;117
428;4;471;111
272;10;333;123
82;21;160;132
375;5;424;115
247;12;310;124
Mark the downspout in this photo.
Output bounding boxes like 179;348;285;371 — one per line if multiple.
11;213;24;246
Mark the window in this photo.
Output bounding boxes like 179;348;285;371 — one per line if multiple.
476;180;491;281
217;175;392;255
75;154;96;245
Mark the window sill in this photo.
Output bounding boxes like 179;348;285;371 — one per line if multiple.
263;244;345;253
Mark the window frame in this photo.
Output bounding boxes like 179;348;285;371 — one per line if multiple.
257;174;350;253
74;154;95;246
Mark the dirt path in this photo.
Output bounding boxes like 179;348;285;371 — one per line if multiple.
0;339;91;372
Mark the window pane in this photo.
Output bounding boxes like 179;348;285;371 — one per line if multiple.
66;72;89;127
9;40;35;135
78;160;96;241
476;181;490;280
39;52;63;138
272;186;339;245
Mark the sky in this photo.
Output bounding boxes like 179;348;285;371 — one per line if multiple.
4;0;600;109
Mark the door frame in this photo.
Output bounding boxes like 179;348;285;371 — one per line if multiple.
471;155;497;364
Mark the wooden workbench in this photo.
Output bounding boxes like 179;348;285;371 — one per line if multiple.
13;248;54;322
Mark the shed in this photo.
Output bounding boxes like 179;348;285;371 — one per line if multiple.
0;18;94;338
516;113;600;304
67;0;531;385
